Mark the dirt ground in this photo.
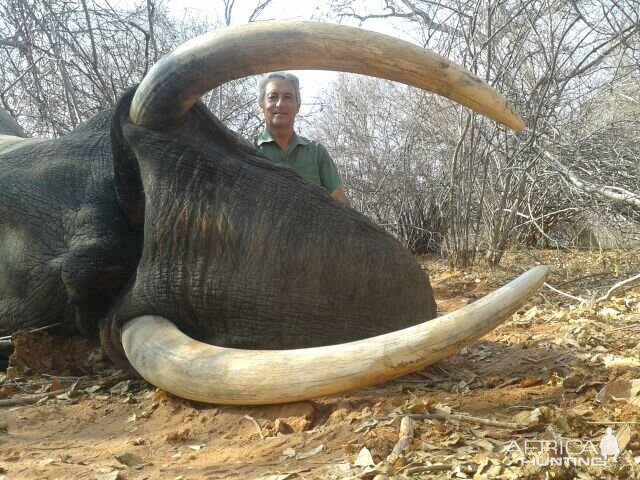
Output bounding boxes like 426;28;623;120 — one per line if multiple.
1;250;640;480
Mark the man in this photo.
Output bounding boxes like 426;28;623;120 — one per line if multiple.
254;72;351;206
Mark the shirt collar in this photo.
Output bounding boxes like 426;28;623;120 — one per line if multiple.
256;129;310;148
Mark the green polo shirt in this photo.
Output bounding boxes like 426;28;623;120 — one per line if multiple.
254;129;343;193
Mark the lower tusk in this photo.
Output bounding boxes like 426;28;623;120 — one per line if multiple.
121;266;548;405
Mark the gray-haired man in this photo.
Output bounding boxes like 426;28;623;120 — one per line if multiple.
254;72;351;206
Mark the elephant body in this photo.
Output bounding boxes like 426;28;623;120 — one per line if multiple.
0;110;138;337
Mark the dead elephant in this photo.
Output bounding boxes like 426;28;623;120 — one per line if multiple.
0;22;547;404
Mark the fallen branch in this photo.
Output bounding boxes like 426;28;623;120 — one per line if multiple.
371;416;416;479
0;372;131;408
596;272;640;303
545;271;640;307
542;150;640;208
0;387;74;407
391;416;414;457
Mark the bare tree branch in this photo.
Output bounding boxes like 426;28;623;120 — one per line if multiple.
542;150;640;209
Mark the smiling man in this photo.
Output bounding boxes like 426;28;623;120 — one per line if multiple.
253;72;351;206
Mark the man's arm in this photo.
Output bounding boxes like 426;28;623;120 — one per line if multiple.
330;186;351;207
317;144;352;207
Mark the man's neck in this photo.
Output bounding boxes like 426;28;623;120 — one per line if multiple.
268;127;294;153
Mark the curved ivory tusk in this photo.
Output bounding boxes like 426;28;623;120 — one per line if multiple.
121;266;548;405
131;21;525;132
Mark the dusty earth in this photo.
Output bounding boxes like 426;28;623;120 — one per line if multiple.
1;250;640;480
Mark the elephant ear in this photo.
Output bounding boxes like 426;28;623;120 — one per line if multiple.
111;87;145;230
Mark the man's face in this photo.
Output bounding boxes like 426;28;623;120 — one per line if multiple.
260;78;300;132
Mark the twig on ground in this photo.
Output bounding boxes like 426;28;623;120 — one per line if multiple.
612;323;640;332
243;414;265;439
556;271;616;287
587;421;640;424
402;464;454;474
543;282;587;304
0;323;62;342
379;412;525;430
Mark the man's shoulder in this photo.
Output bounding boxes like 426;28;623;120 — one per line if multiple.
296;134;328;154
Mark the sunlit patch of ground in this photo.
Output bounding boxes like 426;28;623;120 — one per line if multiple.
1;249;639;479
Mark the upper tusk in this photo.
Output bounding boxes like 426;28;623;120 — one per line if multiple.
121;266;548;405
131;21;525;131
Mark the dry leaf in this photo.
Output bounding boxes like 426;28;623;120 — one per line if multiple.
475;456;491;475
471;438;494;452
50;378;63;391
95;469;121;480
520;377;543;388
296;444;324;460
354;447;375;467
408;403;428;414
282;447;296;458
421;441;440;451
616;424;631;452
470;429;488;438
596;378;640;405
552;310;569;321
110;381;130;395
598;307;621;318
434;403;452;414
512;408;542;428
443;433;463;447
602;355;640;370
354;419;378;433
524;306;538;322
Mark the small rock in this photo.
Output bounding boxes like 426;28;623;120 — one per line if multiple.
274;416;312;433
115;452;145;467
